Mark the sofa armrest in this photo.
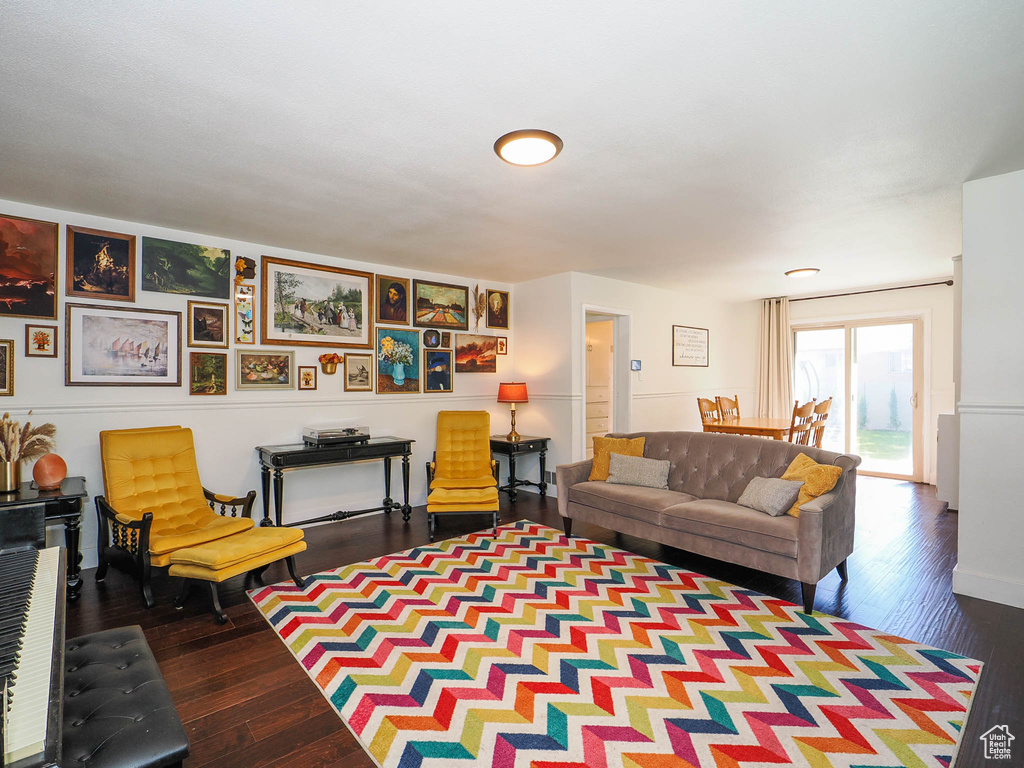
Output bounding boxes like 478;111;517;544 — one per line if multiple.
796;466;857;583
555;460;593;518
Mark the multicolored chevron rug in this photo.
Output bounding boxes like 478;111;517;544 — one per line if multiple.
249;521;981;768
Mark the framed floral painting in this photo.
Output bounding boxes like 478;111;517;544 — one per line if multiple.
25;324;58;358
376;328;419;393
298;365;318;391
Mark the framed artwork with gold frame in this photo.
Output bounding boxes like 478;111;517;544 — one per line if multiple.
66;225;136;302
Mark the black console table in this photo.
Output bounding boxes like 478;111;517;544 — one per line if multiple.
489;435;550;502
0;476;87;601
255;437;415;527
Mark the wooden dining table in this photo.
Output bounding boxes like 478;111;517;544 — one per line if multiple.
703;417;793;440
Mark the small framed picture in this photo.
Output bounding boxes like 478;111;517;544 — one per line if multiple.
187;300;230;348
375;275;410;325
298;365;318;390
441;332;451;348
344;352;373;392
0;340;13;396
234;284;255;344
496;336;507;355
235;349;294;390
25;324;58;358
189;352;227;395
455;333;497;373
424;349;453;392
486;290;510;329
66;225;136;302
630;359;642;371
413;279;469;330
423;329;441;348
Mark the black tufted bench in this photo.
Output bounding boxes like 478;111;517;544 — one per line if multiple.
62;625;190;768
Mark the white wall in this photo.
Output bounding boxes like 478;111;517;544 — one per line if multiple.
0;197;513;568
513;272;760;487
954;167;1024;609
789;281;956;484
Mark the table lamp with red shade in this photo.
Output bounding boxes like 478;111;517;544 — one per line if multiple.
497;382;529;442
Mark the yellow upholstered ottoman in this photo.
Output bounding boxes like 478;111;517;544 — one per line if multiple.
169;527;306;622
425;486;500;541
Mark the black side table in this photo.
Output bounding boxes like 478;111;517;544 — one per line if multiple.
0;476;87;601
489;435;550;502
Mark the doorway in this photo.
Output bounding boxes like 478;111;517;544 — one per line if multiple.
793;318;923;480
582;309;631;460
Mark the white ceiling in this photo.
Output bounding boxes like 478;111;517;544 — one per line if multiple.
2;1;1023;301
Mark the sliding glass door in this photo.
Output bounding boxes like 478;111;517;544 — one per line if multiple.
793;319;922;480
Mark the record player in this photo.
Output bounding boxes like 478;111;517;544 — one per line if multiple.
302;423;371;446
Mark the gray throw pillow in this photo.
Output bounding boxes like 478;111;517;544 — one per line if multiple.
737;477;805;517
606;452;670;490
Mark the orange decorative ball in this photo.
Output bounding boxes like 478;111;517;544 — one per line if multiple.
33;453;67;491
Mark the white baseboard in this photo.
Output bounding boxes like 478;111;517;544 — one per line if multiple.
952;563;1024;609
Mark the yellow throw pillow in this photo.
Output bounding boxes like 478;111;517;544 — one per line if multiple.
781;453;843;517
590;436;646;481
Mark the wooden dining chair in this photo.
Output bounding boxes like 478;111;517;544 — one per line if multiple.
810;397;833;448
697;397;719;431
788;399;817;445
716;395;740;419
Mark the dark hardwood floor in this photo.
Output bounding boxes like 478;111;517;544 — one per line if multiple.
66;477;1022;767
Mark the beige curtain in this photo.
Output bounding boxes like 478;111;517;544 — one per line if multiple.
756;297;793;418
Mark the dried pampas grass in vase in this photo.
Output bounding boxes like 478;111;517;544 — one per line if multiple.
0;411;57;492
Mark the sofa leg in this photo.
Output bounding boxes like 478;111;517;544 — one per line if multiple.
836;558;849;581
800;582;816;614
563;517;573;537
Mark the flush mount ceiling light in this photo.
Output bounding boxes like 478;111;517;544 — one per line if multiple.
785;268;821;278
493;129;563;166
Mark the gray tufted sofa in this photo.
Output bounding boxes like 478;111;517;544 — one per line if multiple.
555;431;861;613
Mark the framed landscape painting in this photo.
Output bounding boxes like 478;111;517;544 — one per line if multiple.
262;256;373;349
189;352;227;395
141;236;231;299
413;279;469;331
0;213;58;319
187;300;229;348
376;328;420;393
375;274;410;325
66;225;135;302
65;303;181;386
455;333;498;373
344;353;373;392
424;349;453;393
236;349;294;390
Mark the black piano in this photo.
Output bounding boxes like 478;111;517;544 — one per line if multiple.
1;547;65;768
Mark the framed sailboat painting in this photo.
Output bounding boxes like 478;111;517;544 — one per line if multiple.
65;303;182;386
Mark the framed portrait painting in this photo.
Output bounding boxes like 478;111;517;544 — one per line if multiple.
187;300;229;348
25;324;58;358
189;352;227;395
262;257;373;349
0;213;58;319
375;275;410;326
455;334;498;373
344;352;373;392
0;340;13;396
65;303;181;386
413;280;469;331
424;349;453;393
141;236;231;299
376;328;420;393
66;225;136;302
485;289;509;329
235;350;294;390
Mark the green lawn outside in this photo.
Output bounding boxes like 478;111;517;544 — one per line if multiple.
855;429;911;460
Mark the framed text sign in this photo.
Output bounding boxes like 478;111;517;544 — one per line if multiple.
672;325;709;367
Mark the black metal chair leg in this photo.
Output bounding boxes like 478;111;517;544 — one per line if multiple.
248;564;271;585
285;556;306;589
174;578;193;610
208;582;228;624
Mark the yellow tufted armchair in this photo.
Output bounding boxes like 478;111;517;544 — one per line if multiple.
95;426;256;607
425;411;500;541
